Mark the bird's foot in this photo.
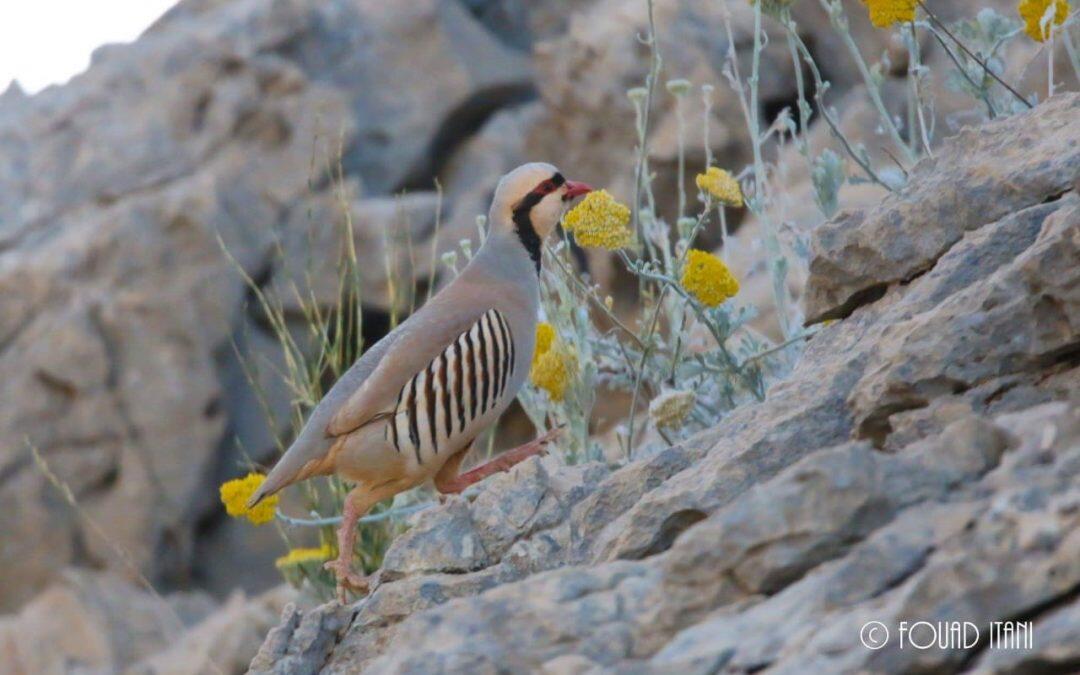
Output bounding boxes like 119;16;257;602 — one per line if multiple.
324;558;370;603
490;426;561;470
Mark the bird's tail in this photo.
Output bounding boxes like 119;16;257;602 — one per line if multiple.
247;433;337;508
247;471;285;508
247;450;303;508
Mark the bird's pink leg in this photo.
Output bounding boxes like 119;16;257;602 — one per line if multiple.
324;482;401;602
435;427;561;495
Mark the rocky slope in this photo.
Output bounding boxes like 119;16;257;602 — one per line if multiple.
250;94;1079;673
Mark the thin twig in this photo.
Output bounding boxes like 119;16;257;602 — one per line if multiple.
881;146;911;179
784;23;895;191
624;284;671;458
630;0;662;259
927;25;998;118
816;0;916;163
426;177;443;304
908;22;934;156
544;243;647;350
276;501;433;528
916;0;1033;108
740;328;818;366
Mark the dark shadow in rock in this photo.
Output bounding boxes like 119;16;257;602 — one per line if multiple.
395;83;538;193
638;509;708;560
809;281;888;324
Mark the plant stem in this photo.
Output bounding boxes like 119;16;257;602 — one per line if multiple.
275;501;432;528
545;243;647;350
926;25;997;118
740;328;817;365
916;0;1033;108
675;89;687;220
622;253;763;402
426;177;443;304
908;22;934;156
817;0;916;164
785;25;894;190
1048;33;1055;99
624;284;670;458
631;0;662;261
745;0;794;339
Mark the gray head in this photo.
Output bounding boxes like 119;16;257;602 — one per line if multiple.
488;162;593;271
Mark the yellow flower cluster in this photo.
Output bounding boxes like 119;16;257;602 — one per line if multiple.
562;189;635;250
530;322;576;402
1019;0;1068;41
860;0;915;28
275;543;335;569
695;167;743;207
680;249;740;307
219;472;278;526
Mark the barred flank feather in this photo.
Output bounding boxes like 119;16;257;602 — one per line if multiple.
389;310;515;465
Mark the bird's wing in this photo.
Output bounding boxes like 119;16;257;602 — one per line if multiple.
249;280;497;506
325;298;494;437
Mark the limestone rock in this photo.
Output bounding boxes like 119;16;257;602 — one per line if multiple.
805;93;1080;322
0;569;290;675
248;601;353;675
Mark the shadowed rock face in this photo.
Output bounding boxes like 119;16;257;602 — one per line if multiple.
249;95;1080;674
0;0;533;611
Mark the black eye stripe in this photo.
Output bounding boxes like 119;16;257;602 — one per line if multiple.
528;173;566;199
510;171;565;275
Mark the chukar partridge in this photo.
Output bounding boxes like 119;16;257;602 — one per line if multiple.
248;163;593;599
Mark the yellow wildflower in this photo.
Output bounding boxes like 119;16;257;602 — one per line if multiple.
532;322;555;368
681;249;740;307
219;472;278;526
562;189;635;250
860;0;916;27
1019;0;1068;41
695;167;743;207
275;543;335;569
530;322;576;402
649;389;696;429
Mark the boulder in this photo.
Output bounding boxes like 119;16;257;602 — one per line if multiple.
805;93;1080;322
0;568;291;675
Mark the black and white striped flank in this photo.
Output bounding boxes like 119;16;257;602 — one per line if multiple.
386;309;516;464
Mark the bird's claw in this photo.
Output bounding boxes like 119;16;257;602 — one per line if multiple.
534;426;563;455
324;559;370;603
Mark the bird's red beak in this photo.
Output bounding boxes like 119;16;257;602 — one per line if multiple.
562;180;594;201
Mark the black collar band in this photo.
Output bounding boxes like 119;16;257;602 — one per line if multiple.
510;173;564;275
511;199;543;274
